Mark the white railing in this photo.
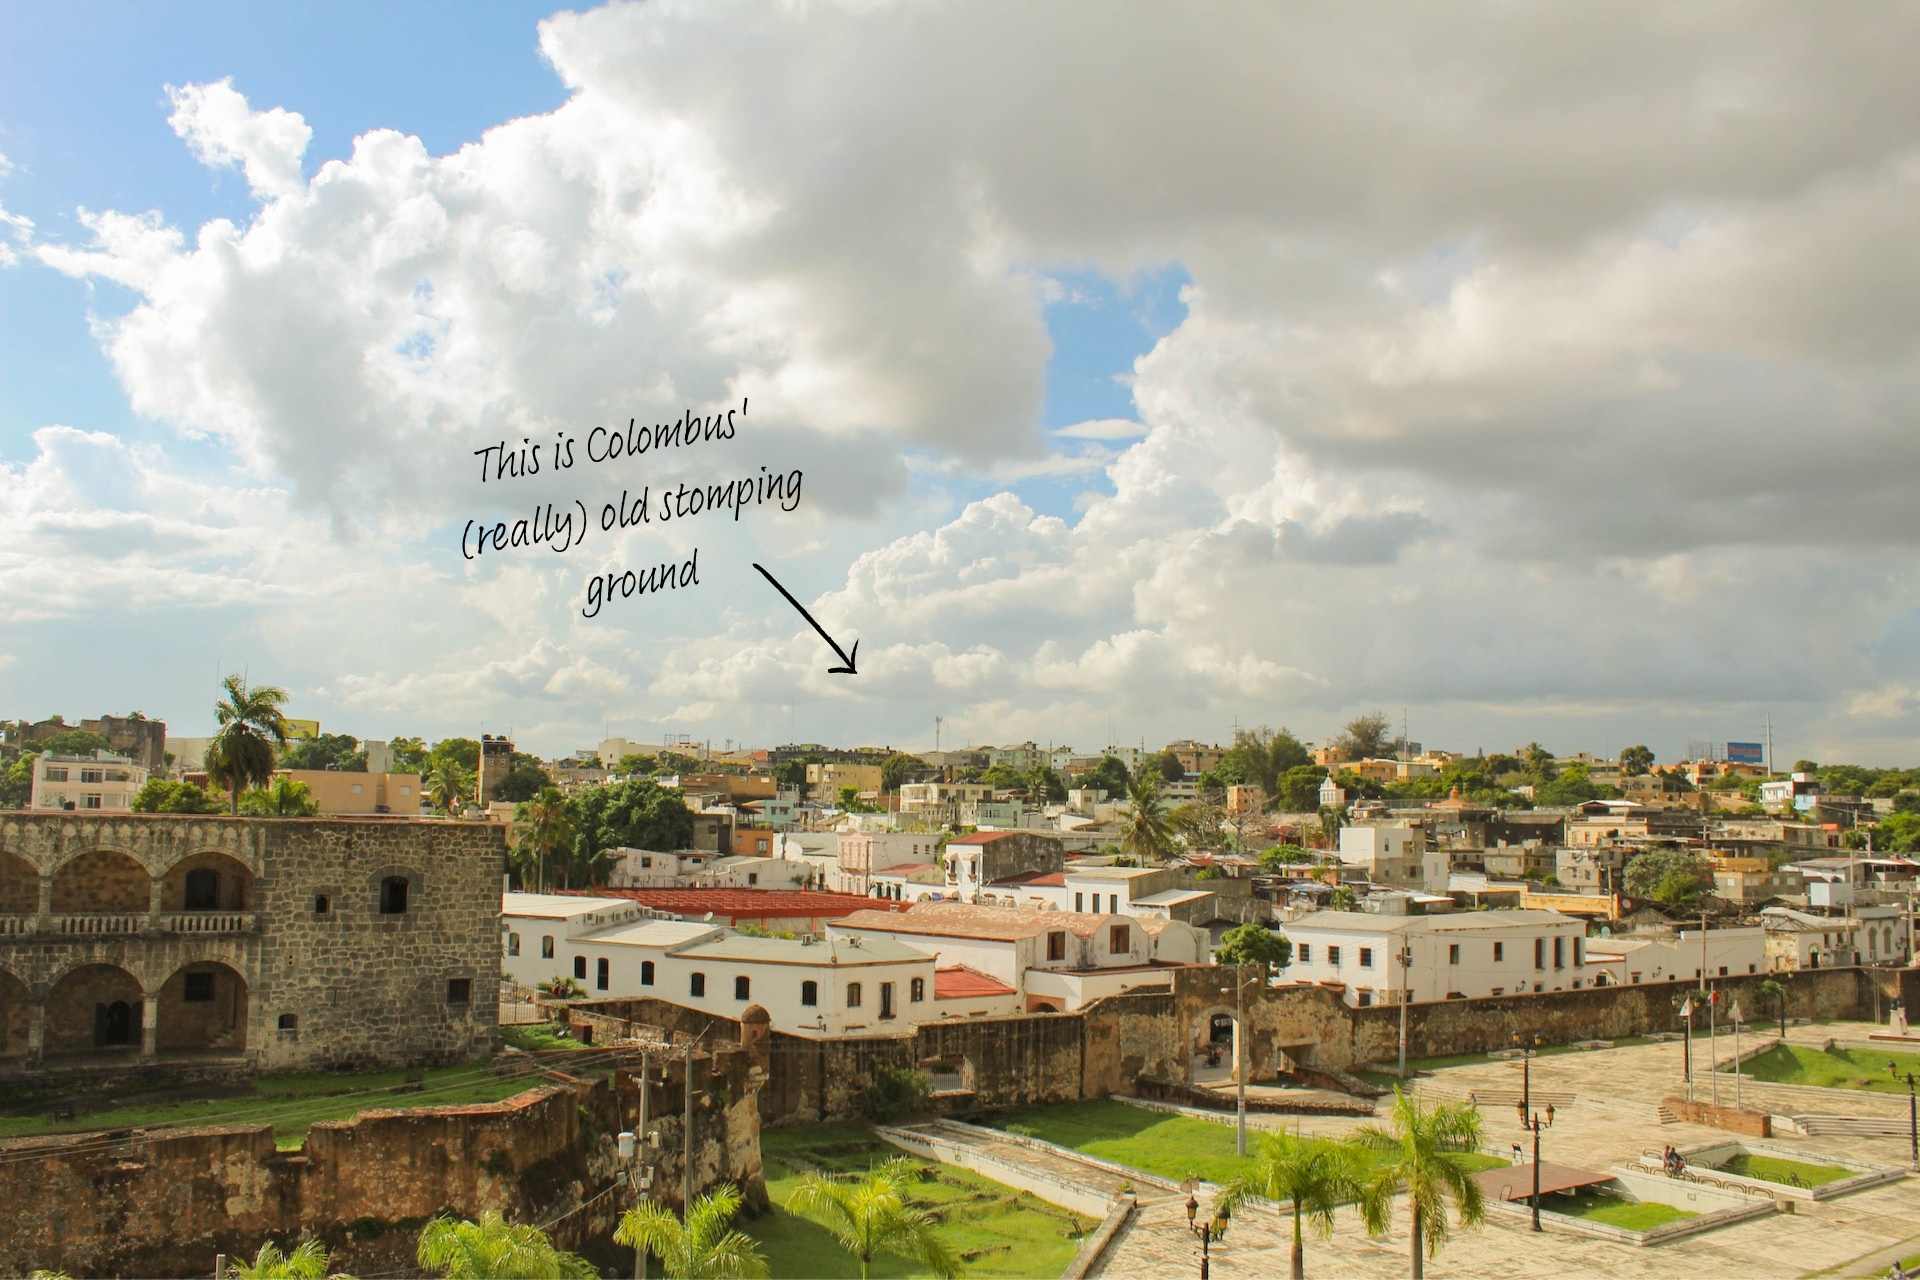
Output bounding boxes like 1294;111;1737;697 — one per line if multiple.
162;912;259;934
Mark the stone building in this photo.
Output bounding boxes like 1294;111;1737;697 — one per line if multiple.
0;812;503;1075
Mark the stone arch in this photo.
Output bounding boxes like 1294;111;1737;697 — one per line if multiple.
0;967;27;1059
155;959;249;1054
44;962;144;1057
50;847;150;914
160;851;255;912
0;849;36;914
1188;1003;1242;1084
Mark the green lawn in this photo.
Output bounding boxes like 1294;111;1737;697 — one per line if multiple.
1546;1190;1694;1231
1719;1152;1855;1188
981;1099;1504;1188
750;1123;1094;1278
1732;1043;1920;1094
0;1059;563;1148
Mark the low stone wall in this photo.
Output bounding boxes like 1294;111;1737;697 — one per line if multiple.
1130;1075;1374;1116
1664;1096;1772;1137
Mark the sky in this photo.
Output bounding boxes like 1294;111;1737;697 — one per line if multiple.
3;2;1919;768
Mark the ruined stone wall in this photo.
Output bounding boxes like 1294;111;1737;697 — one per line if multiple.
0;1076;616;1279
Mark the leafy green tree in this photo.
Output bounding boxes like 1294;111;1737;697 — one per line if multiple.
132;778;224;813
1534;763;1619;807
1082;754;1131;797
428;759;471;814
0;753;37;808
1215;923;1292;976
204;674;292;814
279;733;366;772
1335;712;1392;760
1622;847;1714;905
1279;764;1326;812
615;1183;768;1279
787;1158;959;1280
230;1237;348;1279
1119;777;1172;863
513;787;575;891
30;728;113;756
1877;813;1920;853
979;763;1028;790
619;752;662;777
1317;804;1347;848
429;737;483;775
1026;765;1068;802
1756;977;1788;1038
1268;727;1311;775
1222;1132;1387;1280
1618;744;1655;776
1521;742;1557;784
1327;884;1358;911
491;757;555;804
388;736;430;774
771;759;806;789
1260;843;1314;872
1170;800;1228;851
567;777;696;885
859;1064;935;1121
1356;1088;1487;1280
415;1211;595;1279
238;775;319;817
879;752;922;792
1146;750;1186;783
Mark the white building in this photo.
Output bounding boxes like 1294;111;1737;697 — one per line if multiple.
1337;820;1444;890
500;892;970;1036
30;750;147;812
1760;905;1906;970
837;832;946;894
831;900;1202;1012
1582;927;1767;986
1317;773;1346;809
1279;909;1590;1007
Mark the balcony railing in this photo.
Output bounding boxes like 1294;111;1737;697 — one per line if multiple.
162;912;259;935
0;915;29;936
54;913;146;936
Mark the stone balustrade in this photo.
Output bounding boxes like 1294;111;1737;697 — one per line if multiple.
54;913;147;936
161;912;259;935
0;912;263;937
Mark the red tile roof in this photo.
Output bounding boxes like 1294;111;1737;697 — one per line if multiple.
989;870;1066;887
578;888;909;921
934;965;1017;1000
947;831;1021;845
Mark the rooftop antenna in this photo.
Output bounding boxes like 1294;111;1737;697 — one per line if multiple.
935;715;943;753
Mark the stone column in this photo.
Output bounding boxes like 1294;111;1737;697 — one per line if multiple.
148;876;164;931
35;873;51;931
26;1001;44;1066
140;993;159;1061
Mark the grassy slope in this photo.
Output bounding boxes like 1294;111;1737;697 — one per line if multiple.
1548;1191;1694;1230
983;1099;1505;1187
750;1123;1095;1279
0;1058;568;1148
1720;1152;1856;1187
1735;1043;1920;1095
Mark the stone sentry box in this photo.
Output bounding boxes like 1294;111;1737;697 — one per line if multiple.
0;813;505;1074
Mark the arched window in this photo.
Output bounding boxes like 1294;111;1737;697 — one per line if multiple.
910;977;925;1003
734;975;751;1000
641;960;655;986
541;935;555;958
690;972;706;997
596;958;610;990
183;869;220;911
507;932;521;956
801;980;818;1006
846;982;863;1008
573;956;587;981
380;876;409;915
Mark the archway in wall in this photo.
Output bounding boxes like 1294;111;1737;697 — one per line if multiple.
44;964;144;1057
0;969;28;1059
160;852;254;912
156;961;249;1054
0;851;36;914
50;849;148;914
1188;1006;1241;1087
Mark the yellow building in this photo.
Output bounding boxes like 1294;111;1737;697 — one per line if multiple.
283;770;423;816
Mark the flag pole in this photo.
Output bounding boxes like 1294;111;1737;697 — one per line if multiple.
1731;999;1744;1113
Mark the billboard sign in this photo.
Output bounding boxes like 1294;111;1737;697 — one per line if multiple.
284;718;321;741
1726;741;1764;764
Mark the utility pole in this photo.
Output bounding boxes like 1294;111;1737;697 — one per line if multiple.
1236;969;1249;1155
1398;942;1412;1079
683;1039;695;1218
636;1048;651;1280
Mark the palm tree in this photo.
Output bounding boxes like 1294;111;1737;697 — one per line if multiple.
240;775;317;818
514;787;574;893
1120;776;1172;864
204;674;291;814
614;1183;769;1279
230;1238;347;1279
1757;977;1788;1039
1222;1132;1388;1280
787;1157;959;1280
414;1211;596;1279
1355;1088;1486;1279
1316;804;1345;849
429;758;471;815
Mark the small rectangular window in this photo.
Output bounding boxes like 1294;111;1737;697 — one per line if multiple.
734;975;750;1001
1047;931;1066;961
1109;894;1118;914
1297;944;1311;963
1534;938;1545;969
1360;948;1374;968
183;972;215;1002
1493;941;1503;962
314;894;331;916
277;1013;298;1031
847;981;862;1008
380;876;409;915
1448;944;1460;964
1328;946;1341;965
910;977;925;1002
690;972;706;997
447;978;471;1004
1110;924;1130;954
1553;937;1565;969
642;960;655;986
801;980;818;1006
507;932;521;956
880;982;896;1019
1074;892;1084;912
541;936;555;959
597;958;610;990
748;873;758;886
574;955;587;980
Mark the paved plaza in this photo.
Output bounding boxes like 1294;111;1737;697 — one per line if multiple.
1085;1023;1920;1279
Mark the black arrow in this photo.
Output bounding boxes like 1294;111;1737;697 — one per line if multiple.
753;563;859;675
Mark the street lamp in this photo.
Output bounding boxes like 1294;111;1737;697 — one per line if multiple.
1517;1101;1555;1233
1184;1191;1232;1280
1889;1061;1919;1171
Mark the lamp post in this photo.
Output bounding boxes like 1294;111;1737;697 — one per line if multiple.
1517;1101;1555;1233
1184;1188;1232;1280
1232;966;1261;1156
1889;1061;1920;1172
1397;943;1413;1080
1679;991;1696;1102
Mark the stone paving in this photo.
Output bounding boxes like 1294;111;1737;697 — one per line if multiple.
1065;1021;1920;1278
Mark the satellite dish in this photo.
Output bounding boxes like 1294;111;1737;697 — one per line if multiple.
703;912;715;923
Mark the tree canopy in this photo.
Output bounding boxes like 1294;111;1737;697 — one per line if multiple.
132;778;224;814
567;777;696;884
1216;923;1293;974
879;752;923;792
1622;847;1714;906
279;733;366;772
490;757;555;803
1335;712;1392;760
